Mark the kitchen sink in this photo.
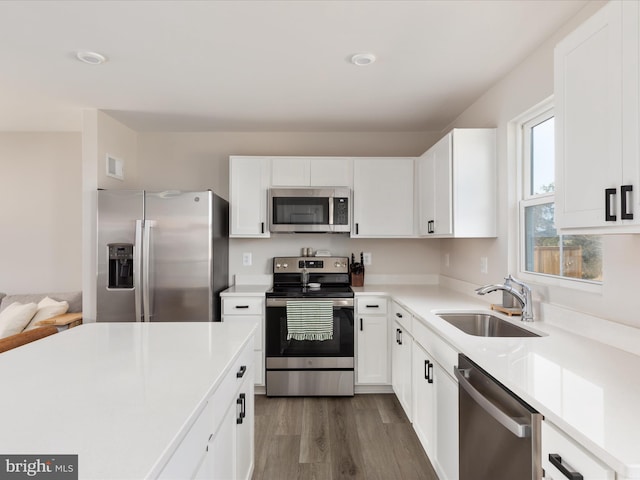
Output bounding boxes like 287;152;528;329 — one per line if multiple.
436;313;541;338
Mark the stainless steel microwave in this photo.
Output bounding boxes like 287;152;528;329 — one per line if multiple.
269;188;351;233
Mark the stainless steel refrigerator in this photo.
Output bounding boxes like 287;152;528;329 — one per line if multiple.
97;190;228;323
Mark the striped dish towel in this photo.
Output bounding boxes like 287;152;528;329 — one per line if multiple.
286;300;334;341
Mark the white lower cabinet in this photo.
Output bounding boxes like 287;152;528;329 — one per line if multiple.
412;344;436;460
434;360;458;480
411;319;459;480
222;296;265;386
392;318;413;420
159;340;254;480
542;421;614;480
356;296;389;385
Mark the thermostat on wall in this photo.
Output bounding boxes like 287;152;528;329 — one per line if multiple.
106;154;124;180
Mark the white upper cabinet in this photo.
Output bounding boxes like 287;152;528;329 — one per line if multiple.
352;157;416;237
229;156;270;237
418;129;496;238
555;1;640;232
271;157;352;187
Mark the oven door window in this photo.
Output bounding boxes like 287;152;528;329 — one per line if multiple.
272;197;329;225
266;306;354;357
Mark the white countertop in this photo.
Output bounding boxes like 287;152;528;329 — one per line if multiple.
220;285;271;296
0;322;255;479
354;284;640;477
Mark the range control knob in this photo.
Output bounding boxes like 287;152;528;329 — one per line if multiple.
283;263;288;269
275;263;281;269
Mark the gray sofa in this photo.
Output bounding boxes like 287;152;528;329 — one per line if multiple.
0;291;82;314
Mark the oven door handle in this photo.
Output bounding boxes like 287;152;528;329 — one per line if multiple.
266;298;354;307
454;366;531;438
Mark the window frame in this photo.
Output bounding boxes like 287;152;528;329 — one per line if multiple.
516;102;602;293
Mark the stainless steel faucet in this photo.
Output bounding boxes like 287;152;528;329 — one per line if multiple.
475;274;534;322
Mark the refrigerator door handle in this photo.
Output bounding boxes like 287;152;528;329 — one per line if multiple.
143;220;156;322
134;220;144;322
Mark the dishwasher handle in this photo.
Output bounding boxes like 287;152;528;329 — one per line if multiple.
454;366;531;438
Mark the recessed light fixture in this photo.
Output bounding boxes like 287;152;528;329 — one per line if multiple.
76;51;107;65
350;53;376;66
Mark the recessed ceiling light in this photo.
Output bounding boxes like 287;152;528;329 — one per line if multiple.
350;53;376;66
76;51;107;65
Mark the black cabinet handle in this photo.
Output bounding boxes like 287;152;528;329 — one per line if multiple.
395;312;402;318
236;393;246;424
355;223;359;234
424;360;429;380
428;220;435;234
427;361;433;384
261;222;265;234
360;318;363;331
237;365;247;378
235;305;250;309
395;328;400;344
366;304;379;308
605;188;617;221
621;184;634;220
548;454;583;480
398;329;403;345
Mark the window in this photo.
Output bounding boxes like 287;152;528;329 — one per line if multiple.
519;108;602;283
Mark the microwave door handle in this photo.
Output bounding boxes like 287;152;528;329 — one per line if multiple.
329;196;334;225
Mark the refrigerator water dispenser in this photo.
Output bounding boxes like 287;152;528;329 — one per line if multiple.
108;243;134;289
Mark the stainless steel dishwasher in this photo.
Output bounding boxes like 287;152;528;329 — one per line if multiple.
455;354;542;480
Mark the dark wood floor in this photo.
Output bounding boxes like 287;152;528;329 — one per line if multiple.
252;394;439;480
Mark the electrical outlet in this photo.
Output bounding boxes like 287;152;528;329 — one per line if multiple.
480;256;488;274
363;252;372;265
444;253;450;267
242;252;252;266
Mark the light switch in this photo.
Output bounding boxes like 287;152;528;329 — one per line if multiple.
242;252;252;266
480;256;488;274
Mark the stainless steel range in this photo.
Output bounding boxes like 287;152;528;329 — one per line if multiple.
265;256;354;396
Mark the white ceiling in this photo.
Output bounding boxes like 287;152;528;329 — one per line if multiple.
0;0;588;132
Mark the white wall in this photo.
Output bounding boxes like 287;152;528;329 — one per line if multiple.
82;111;140;321
137;131;444;284
137;131;440;197
97;111;139;189
0;132;82;294
440;1;640;329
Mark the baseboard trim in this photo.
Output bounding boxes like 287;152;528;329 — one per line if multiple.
355;384;394;394
254;384;393;395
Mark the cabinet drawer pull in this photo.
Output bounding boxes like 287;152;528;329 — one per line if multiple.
237;365;247;378
428;220;435;234
427;361;433;384
236;393;246;424
395;312;402;318
621;184;634;220
605;188;617;221
355;223;359;235
548;454;583;480
360;318;363;331
366;304;379;308
235;305;250;309
398;329;403;345
261;222;265;234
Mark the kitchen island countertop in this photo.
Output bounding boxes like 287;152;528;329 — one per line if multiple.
0;321;255;479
